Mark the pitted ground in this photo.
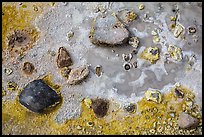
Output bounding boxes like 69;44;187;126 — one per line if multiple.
2;2;202;130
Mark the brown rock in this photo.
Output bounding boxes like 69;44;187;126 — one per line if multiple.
57;47;72;68
22;62;35;75
67;65;89;85
91;98;109;118
177;112;199;129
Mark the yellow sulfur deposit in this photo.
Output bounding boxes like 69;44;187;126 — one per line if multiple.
140;47;160;64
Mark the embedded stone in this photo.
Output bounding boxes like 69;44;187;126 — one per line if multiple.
89;13;129;46
91;98;109;118
22;62;35;75
145;90;162;103
57;47;72;68
19;79;61;113
67;65;89;85
177;112;199;129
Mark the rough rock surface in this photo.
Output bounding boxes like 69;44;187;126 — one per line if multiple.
19;79;61;113
89;12;129;46
22;62;35;75
177;112;199;129
67;65;89;85
57;47;72;68
91;98;109;118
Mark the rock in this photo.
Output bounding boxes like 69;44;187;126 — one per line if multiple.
91;98;109;118
89;12;129;46
177;112;199;129
95;65;102;77
138;4;145;10
19;79;61;113
145;90;162;103
174;88;184;98
173;23;184;38
4;68;13;76
57;47;72;68
124;103;137;113
22;62;35;75
67;65;89;85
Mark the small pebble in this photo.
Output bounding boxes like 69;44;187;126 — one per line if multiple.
33;6;38;11
169;112;175;118
138;4;145;10
67;31;74;41
22;62;35;75
4;68;13;76
95;65;102;77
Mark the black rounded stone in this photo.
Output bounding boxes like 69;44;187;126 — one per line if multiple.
19;79;61;113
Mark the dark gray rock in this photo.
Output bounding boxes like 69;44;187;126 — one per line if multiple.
19;79;61;113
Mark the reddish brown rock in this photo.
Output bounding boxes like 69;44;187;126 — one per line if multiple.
22;62;35;75
91;98;109;118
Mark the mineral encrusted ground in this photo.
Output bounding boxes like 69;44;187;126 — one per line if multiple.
2;2;202;135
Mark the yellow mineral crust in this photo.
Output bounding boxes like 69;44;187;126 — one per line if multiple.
168;44;183;62
140;47;160;64
2;85;202;135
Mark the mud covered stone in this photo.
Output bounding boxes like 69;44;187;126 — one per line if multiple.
89;13;129;46
19;79;61;113
145;90;162;103
67;65;89;85
57;47;72;68
7;29;30;49
177;112;199;129
91;98;109;118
